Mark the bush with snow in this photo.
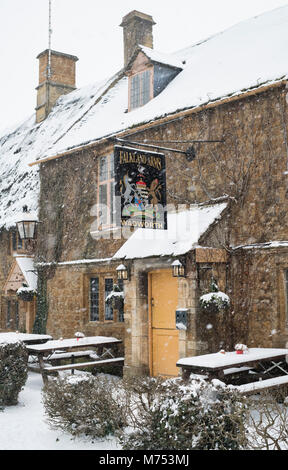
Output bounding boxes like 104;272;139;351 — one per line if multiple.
0;340;28;407
120;376;246;450
42;373;127;438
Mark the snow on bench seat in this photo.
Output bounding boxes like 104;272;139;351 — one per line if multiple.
43;357;124;372
237;375;288;394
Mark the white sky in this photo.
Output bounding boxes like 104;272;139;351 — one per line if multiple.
0;0;288;128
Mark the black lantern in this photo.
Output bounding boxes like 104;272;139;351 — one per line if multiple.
16;206;38;240
172;259;185;277
116;263;129;281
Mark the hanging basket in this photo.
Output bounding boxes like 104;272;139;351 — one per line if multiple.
199;291;230;314
105;284;124;311
16;288;36;302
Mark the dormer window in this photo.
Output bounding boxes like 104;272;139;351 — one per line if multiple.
130;69;152;110
127;47;183;113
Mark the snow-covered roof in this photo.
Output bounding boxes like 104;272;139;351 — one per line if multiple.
37;5;288;160
113;202;227;260
0;77;116;229
16;257;38;290
1;6;288;228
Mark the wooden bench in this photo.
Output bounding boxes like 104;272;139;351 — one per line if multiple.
43;357;125;373
236;375;288;395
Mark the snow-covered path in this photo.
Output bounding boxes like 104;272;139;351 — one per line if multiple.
0;372;120;450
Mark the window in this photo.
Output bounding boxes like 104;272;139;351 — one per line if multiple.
105;278;114;321
118;279;124;323
130;69;152;110
89;278;99;321
98;154;115;229
11;230;25;253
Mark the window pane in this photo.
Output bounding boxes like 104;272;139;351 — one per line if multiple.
110;181;115;224
141;70;151;105
118;279;124;323
109;153;114;179
99;156;108;182
131;74;140;109
105;278;114;321
12;231;17;251
99;184;108;225
90;278;99;321
7;300;11;329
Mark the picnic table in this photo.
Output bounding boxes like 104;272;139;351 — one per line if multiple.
27;336;124;384
0;332;52;345
177;348;288;394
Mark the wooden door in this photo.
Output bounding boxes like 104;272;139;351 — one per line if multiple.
149;270;179;377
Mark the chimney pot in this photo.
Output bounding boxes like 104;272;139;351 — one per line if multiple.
120;10;156;67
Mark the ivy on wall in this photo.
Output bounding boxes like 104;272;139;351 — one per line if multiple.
33;273;48;335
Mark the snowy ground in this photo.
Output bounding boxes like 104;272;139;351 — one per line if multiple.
0;372;121;451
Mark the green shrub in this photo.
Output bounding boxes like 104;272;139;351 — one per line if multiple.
120;376;247;450
0;340;28;407
42;373;127;438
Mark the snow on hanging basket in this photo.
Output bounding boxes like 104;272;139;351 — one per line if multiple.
16;285;36;301
199;291;230;313
105;284;124;311
199;278;230;314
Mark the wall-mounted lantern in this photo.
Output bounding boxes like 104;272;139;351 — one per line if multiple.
16;205;38;240
171;259;185;278
116;263;130;281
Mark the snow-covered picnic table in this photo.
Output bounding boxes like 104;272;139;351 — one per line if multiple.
177;348;288;386
0;332;52;345
26;336;124;384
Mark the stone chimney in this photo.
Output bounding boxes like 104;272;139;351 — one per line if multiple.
120;10;156;67
35;50;79;123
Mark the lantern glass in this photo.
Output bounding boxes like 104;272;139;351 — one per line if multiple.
16;218;37;240
172;260;185;277
116;264;128;281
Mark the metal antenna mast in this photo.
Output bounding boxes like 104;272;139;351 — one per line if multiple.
47;0;52;80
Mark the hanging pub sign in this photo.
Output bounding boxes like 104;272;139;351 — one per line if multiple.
114;145;167;230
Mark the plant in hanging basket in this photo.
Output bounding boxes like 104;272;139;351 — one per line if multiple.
199;280;230;314
105;284;124;311
16;285;36;302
